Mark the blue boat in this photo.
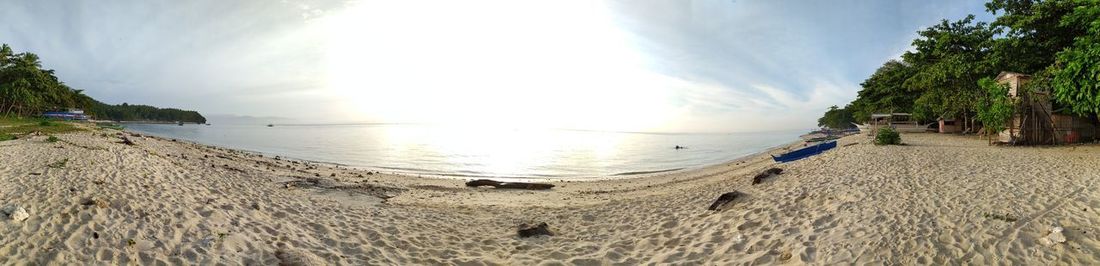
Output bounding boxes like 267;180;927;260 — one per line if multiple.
772;141;837;163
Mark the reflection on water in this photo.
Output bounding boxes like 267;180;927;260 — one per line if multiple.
126;123;802;179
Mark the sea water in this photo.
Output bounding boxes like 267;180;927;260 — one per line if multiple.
126;123;803;179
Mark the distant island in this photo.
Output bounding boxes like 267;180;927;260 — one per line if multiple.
0;43;205;123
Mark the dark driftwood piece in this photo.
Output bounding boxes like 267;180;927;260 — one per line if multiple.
751;167;783;185
117;136;136;146
707;191;743;211
465;179;555;190
517;222;553;237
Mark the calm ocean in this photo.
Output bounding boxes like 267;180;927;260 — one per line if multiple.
126;123;803;179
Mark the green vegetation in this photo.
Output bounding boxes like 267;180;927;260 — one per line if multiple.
975;78;1017;134
0;116;81;136
1051;2;1100;116
874;128;902;145
817;105;856;129
46;135;59;142
0;133;14;141
87;102;206;123
823;0;1100;129
0;44;205;123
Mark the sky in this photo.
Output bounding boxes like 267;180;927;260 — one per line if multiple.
0;0;994;133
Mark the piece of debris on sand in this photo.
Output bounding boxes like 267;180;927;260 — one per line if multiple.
517;222;553;238
752;168;783;185
1;205;29;222
1040;226;1067;246
465;179;554;190
707;191;743;211
280;177;405;200
80;197;110;209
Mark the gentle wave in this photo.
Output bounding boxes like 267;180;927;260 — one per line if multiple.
125;123;804;179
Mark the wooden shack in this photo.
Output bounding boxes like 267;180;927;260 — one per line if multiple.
995;71;1097;144
938;117;960;133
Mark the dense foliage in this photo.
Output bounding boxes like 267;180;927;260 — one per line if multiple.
817;105;856;129
0;44;205;123
824;0;1100;130
874;127;902;145
975;77;1017;134
1051;1;1100;116
849;60;918;123
88;102;207;123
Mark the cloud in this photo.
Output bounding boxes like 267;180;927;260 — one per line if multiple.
0;0;991;132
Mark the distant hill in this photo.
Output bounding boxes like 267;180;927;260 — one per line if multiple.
0;43;205;123
88;101;206;123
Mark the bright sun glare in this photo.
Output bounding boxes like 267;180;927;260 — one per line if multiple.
320;0;680;132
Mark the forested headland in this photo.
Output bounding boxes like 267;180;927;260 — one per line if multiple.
818;0;1099;130
0;44;206;123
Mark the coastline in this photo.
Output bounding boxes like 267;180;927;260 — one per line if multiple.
2;127;1099;264
120;125;806;182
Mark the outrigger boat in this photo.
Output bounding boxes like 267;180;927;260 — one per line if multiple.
857;113;933;135
772;141;836;163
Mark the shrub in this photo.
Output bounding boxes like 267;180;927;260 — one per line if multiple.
38;120;57;127
875;127;901;145
46;136;60;143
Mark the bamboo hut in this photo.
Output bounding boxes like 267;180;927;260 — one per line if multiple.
995;72;1098;144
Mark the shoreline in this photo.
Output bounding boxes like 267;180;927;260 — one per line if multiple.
119;126;808;182
3;126;1099;264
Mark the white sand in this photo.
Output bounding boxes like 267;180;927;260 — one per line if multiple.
1;128;1099;264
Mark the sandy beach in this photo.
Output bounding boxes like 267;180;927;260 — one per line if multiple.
2;127;1099;264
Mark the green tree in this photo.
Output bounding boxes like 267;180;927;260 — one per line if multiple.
0;43;206;122
975;77;1016;138
986;0;1089;74
902;15;999;125
849;60;918;122
817;105;856;129
1051;1;1100;117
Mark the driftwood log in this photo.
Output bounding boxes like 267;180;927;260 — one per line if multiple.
751;167;783;185
465;179;554;190
707;191;743;211
117;136;136;146
517;222;553;237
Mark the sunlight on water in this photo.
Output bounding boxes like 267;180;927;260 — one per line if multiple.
127;124;803;179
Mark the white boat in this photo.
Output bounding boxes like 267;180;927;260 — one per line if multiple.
858;113;932;135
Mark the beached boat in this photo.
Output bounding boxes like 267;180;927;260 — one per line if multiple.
857;113;933;135
772;141;836;163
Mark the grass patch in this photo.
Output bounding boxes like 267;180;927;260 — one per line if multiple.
46;135;60;143
0;133;14;141
0;116;82;136
0;115;42;125
47;158;69;168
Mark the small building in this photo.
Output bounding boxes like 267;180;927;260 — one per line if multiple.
1053;114;1098;143
995;71;1097;144
938;117;960;133
42;109;89;121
